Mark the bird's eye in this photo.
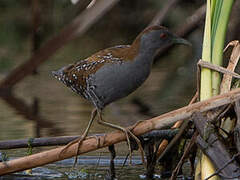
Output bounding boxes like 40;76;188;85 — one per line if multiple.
160;33;167;39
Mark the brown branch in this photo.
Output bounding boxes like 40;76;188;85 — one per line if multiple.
0;0;120;89
1;88;240;174
220;41;240;94
198;59;240;79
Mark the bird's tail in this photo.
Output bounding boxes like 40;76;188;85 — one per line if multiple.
51;68;64;80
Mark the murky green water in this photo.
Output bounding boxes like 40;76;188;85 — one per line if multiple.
1;156;147;180
0;155;192;179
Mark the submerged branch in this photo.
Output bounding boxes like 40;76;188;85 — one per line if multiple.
0;136;79;150
0;129;179;150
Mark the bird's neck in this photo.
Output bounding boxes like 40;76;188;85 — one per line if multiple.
130;38;157;67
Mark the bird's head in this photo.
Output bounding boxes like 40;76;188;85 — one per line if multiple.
134;26;191;53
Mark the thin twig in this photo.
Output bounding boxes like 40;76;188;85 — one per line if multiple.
156;92;197;159
157;119;190;160
198;59;240;79
220;41;240;94
170;131;198;180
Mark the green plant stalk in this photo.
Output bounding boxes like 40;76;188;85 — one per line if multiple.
200;0;218;177
200;1;234;179
200;0;212;101
211;0;234;96
199;2;217;178
211;0;222;49
210;0;216;22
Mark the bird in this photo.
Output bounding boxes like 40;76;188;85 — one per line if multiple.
52;25;190;164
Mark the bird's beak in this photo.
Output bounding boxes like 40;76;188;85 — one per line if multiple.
172;36;192;46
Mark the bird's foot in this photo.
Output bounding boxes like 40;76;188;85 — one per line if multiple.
96;111;146;167
127;129;146;168
118;127;145;167
72;135;101;166
128;120;147;167
129;120;145;131
59;135;101;166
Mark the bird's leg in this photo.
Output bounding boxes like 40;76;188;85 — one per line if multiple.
96;109;146;167
127;131;145;166
59;108;98;164
72;108;98;166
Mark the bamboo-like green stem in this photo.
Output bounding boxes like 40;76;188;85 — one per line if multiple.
211;0;234;96
199;0;234;179
199;1;217;179
210;0;216;21
200;0;212;101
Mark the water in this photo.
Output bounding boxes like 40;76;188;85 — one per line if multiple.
0;155;192;179
0;156;147;180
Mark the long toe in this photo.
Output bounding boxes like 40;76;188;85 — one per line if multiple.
59;136;86;158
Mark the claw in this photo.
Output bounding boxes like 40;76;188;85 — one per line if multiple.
96;109;146;168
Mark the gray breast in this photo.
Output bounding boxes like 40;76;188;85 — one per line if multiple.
88;60;151;109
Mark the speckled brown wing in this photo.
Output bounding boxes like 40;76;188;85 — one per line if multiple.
53;45;131;100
